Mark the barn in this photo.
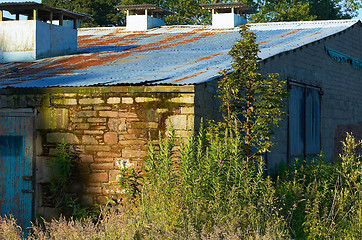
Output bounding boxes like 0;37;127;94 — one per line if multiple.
0;2;362;229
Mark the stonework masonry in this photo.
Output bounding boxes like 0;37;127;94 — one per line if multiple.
0;85;195;218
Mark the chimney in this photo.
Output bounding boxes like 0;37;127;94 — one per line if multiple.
117;4;174;31
0;2;87;63
200;3;255;28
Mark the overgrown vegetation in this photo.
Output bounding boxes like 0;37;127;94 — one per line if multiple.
1;131;361;239
219;25;288;163
48;139;81;217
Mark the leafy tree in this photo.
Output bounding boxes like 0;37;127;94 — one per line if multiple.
218;25;288;163
308;0;362;19
43;0;125;27
43;0;361;26
164;0;212;25
252;0;362;22
252;0;316;22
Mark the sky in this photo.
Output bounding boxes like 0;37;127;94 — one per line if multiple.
1;0;362;20
0;0;41;2
357;9;362;20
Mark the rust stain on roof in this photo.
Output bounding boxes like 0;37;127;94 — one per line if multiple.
78;33;153;49
197;53;222;61
280;29;304;38
0;30;219;84
78;37;103;47
310;31;322;36
78;35;93;39
144;32;216;52
172;70;207;83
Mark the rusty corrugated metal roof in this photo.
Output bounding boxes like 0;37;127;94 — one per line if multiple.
0;19;359;88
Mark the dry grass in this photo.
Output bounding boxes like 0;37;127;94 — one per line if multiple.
0;208;288;240
0;215;23;240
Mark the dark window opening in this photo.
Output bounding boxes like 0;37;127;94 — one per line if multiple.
0;135;24;157
288;81;322;162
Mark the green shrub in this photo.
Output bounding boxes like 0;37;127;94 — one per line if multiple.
121;123;289;238
273;133;362;239
1;133;361;239
48;139;81;217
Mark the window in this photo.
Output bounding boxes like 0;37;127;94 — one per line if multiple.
288;81;322;161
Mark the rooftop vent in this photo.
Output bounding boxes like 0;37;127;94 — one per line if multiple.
200;3;256;28
0;2;88;63
116;4;174;31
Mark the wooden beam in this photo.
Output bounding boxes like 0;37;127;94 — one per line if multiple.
49;11;53;24
0;11;3;22
16;14;20;20
59;13;63;26
73;19;77;29
33;8;38;20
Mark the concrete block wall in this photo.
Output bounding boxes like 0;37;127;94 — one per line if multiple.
261;23;362;166
0;20;77;63
0;85;195;218
194;80;223;128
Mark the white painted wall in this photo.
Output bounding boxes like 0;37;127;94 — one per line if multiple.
126;15;164;31
212;13;247;28
0;21;36;62
36;21;77;59
0;20;77;63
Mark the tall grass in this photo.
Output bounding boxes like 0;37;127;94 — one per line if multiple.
273;133;362;239
0;129;361;239
133;123;288;238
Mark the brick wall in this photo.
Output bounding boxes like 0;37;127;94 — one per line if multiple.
0;85;195;218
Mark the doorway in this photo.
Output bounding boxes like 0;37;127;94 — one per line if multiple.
0;109;35;232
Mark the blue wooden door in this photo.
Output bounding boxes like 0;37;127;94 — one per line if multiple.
0;115;34;232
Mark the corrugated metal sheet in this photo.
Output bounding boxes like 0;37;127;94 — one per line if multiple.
0;19;359;88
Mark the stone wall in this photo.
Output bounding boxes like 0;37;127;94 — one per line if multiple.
0;85;195;218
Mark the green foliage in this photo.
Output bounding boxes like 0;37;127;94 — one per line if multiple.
273;133;362;239
164;0;211;25
252;0;362;22
252;0;316;22
308;0;362;19
48;139;80;217
218;25;288;163
2;132;362;239
43;0;125;27
43;0;362;26
118;163;144;203
127;124;289;238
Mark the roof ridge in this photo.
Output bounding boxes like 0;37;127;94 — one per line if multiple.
249;19;359;26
